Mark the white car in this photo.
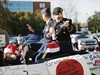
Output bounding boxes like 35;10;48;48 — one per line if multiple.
78;36;98;51
93;33;100;45
86;33;100;46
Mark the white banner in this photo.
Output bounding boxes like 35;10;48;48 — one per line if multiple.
82;52;100;68
1;53;100;75
0;34;6;47
0;65;27;75
44;55;91;75
27;64;49;75
82;52;100;74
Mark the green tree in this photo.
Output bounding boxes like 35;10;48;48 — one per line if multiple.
0;1;45;35
34;10;45;29
73;22;81;31
0;1;12;34
87;11;100;32
9;11;45;35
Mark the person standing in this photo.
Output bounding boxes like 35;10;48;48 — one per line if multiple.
70;33;79;51
52;7;76;54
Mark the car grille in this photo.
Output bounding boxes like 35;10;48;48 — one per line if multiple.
85;41;96;45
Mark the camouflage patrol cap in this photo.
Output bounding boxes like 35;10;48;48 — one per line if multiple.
53;7;63;15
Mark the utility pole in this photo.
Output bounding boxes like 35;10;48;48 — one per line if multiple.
75;11;78;31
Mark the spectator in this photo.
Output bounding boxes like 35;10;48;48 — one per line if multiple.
70;33;79;51
94;45;100;52
3;43;21;66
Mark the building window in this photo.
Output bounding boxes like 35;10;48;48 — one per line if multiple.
40;3;45;8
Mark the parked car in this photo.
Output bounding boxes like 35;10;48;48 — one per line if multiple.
78;35;97;51
82;31;91;35
9;35;30;44
92;33;100;46
86;33;100;46
23;34;43;51
24;34;43;44
16;35;30;44
76;31;91;36
21;34;43;63
9;36;17;44
76;31;83;35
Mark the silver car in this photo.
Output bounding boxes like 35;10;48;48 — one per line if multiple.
93;33;100;45
78;35;98;51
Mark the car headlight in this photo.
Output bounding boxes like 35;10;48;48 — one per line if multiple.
80;41;86;45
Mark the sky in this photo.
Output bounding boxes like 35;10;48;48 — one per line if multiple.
8;0;100;23
74;0;100;23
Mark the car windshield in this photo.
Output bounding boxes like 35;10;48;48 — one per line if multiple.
78;35;89;39
76;32;83;35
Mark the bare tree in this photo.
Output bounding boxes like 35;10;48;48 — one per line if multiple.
57;0;77;18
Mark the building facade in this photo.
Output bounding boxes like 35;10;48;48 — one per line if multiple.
6;1;50;12
33;2;50;11
7;1;33;12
